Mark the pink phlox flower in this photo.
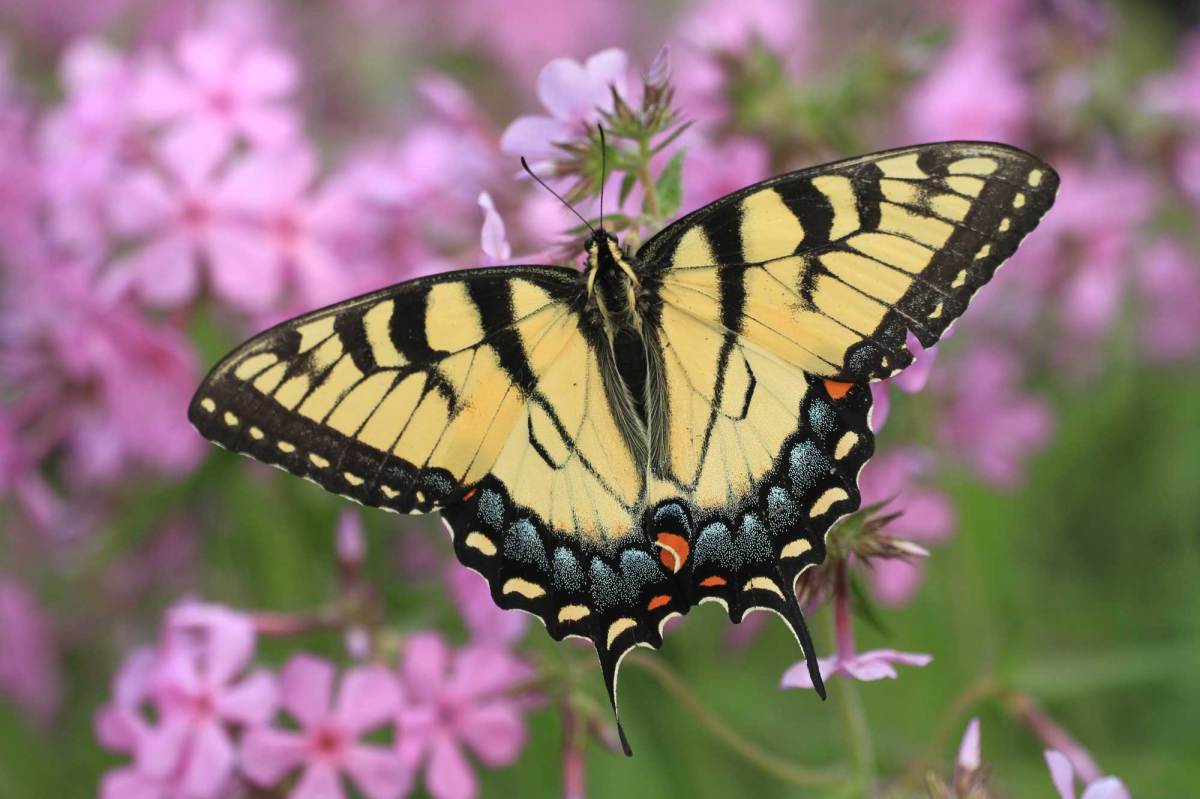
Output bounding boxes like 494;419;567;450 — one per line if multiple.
1137;239;1200;364
905;22;1030;144
133;26;298;156
215;144;353;308
500;48;630;163
1045;750;1131;799
681;0;812;67
396;632;533;799
38;38;139;255
781;572;932;688
890;332;938;394
108;131;281;310
2;256;203;485
0;579;61;723
869;382;890;433
1142;33;1200;123
477;191;512;264
131;603;277;799
858;448;956;606
681;136;770;212
937;345;1053;488
445;565;527;645
440;0;628;83
241;654;409;799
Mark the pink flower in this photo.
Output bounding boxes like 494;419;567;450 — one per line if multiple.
1142;33;1200;123
445;566;527;646
2;256;203;489
215;144;350;308
681;0;813;65
1045;750;1131;799
107;132;271;309
241;654;409;799
477;191;512;264
396;633;532;799
500;49;630;163
936;346;1053;488
1137;239;1200;364
134;27;298;156
0;580;61;723
781;567;932;688
905;24;1030;144
681;136;770;212
858;448;955;606
136;604;277;798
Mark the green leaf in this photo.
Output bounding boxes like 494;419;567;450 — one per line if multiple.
653;149;686;219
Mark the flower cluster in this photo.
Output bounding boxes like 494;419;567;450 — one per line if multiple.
95;521;535;799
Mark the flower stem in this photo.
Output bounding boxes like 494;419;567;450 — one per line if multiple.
636;135;661;222
832;562;876;792
624;651;845;788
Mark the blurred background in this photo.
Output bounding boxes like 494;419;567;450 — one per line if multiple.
1;0;1197;797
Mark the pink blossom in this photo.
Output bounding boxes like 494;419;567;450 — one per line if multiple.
241;654;409;799
439;0;628;82
681;136;770;212
1045;750;1131;799
500;49;630;163
681;0;813;67
1136;239;1200;364
215;144;351;308
858;448;955;606
905;25;1030;144
396;633;532;799
134;27;298;156
135;604;277;798
781;569;932;688
2;257;203;488
336;511;366;573
107;131;273;309
936;346;1053;488
477;191;512;264
445;566;528;646
957;718;981;773
0;580;61;723
1142;33;1200;122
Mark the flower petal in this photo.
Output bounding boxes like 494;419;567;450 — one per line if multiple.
205;227;282;312
499;115;571;159
100;767;164;799
459;702;526;766
135;712;189;778
450;645;530;698
1045;750;1077;799
293;762;346;799
240;48;298;98
180;720;236;799
178;30;235;83
336;665;400;734
1080;777;1131;799
345;744;411;799
957;718;981;772
240;727;307;787
427;737;477;799
281;654;336;727
167;603;257;686
537;56;590;120
780;655;838;689
113;234;198;308
402;633;449;696
217;668;278;725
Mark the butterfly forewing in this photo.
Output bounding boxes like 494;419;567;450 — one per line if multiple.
641;141;1059;381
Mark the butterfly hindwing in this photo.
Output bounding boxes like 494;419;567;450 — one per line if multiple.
641;141;1059;381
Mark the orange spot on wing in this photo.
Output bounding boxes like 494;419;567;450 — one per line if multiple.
699;576;727;588
824;380;853;399
461;488;477;502
655;532;691;573
647;594;672;611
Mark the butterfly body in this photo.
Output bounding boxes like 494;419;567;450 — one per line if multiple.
189;142;1058;753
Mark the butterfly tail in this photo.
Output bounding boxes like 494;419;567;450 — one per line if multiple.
779;572;827;700
597;646;635;756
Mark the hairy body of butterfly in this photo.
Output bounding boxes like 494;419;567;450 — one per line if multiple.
189;142;1058;755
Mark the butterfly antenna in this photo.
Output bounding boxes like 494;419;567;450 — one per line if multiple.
598;124;607;231
520;157;595;236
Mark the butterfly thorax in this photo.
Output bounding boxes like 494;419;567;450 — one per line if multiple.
586;231;643;330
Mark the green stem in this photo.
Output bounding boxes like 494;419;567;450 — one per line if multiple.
636;135;661;221
831;562;876;794
625;652;846;788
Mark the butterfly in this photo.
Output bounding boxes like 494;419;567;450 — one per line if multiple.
190;141;1057;754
